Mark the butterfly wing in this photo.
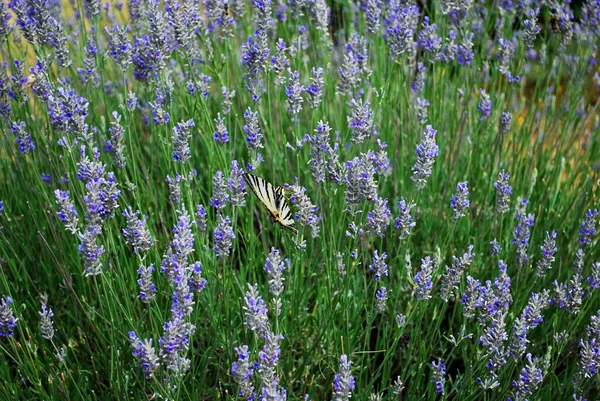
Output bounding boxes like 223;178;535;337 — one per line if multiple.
275;193;297;233
244;173;297;234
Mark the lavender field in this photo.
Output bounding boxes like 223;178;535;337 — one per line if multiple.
0;0;599;399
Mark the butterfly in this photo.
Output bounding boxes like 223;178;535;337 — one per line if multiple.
243;173;297;234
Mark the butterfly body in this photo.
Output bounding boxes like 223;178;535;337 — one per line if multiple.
243;173;298;234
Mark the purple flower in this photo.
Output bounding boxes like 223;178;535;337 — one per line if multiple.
394;197;416;240
512;353;543;400
210;171;229;209
213;213;235;258
500;111;512;135
288;179;321;237
462;276;482;319
344;154;377;212
417;16;442;61
578;209;598;246
258;331;287;399
228;160;246;207
494;170;512;214
195;204;207;233
369;250;388;281
122;207;153;254
497;37;516;76
431;358;446;394
588;262;600;289
213;113;229;144
243;107;264;152
479;311;508;375
333;354;355;401
105;112;126;168
12;120;35;154
270;38;289;86
137;264;157;304
450;181;470;219
128;331;160;379
306;67;324;109
105;24;132;71
385;4;419;60
0;296;17;337
231;345;256;399
490;239;502;255
575;310;600;382
365;197;391;237
221;87;235;115
189;261;207;292
365;0;380;34
285;69;304;116
411;125;439;190
477;89;492;121
172;118;195;163
306;120;331;184
39;301;54;340
440;245;475;301
414;256;434;300
150;88;170;125
414;97;430;125
160;209;195;282
375;286;387;314
244;283;270;337
536;231;557;277
347;98;375;144
336;53;359;96
54;189;79;234
166;174;181;206
522;7;541;48
78;224;104;276
513;213;535;268
158;317;195;375
264;248;286;298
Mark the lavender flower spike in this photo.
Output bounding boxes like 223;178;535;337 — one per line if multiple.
450;181;470;219
578;208;598;246
39;299;54;340
137;264;157;304
122;207;153;254
431;358;446;394
369;250;388;281
129;331;160;379
258;331;287;400
411;125;439;190
394;197;416;240
213;213;235;259
231;344;256;399
494;170;512;215
440;245;475;301
244;283;270;337
228;160;246;207
210;171;230;209
0;295;17;337
414;256;434;300
512;353;543;400
536;231;557;277
172;118;194;163
55;189;79;234
375;286;388;314
333;354;355;401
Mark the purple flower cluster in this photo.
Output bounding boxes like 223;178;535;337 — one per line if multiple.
128;331;160;379
288;179;322;237
122;207;153;255
440;245;475;301
333;354;355;401
0;296;17;337
244;283;270;338
213;213;235;258
411;125;439;190
228;160;246;207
